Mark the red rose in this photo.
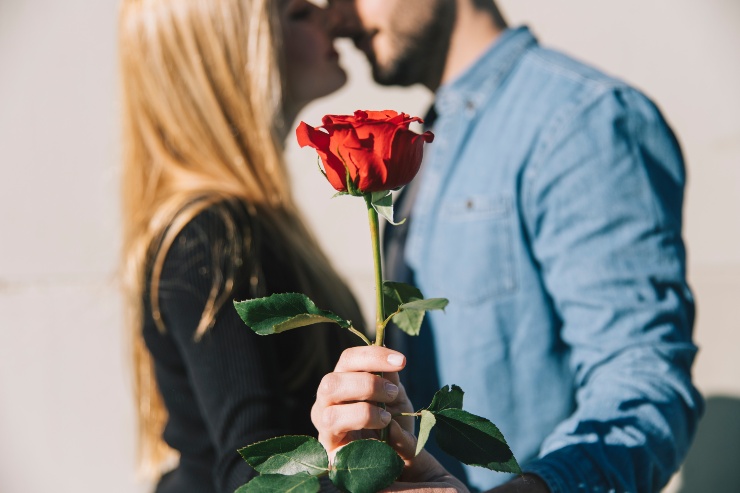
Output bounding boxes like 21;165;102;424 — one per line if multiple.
296;110;434;194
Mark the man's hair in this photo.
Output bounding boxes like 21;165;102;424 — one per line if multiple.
473;0;508;29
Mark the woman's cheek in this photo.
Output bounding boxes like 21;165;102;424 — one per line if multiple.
285;26;325;69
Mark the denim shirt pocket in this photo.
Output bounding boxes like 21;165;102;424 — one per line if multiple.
425;194;518;305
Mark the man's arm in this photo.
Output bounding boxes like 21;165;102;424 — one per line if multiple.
519;86;703;492
483;474;548;493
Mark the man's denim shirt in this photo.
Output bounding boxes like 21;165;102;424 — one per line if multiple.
396;27;702;492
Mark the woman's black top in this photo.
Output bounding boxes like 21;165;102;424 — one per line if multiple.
142;202;349;493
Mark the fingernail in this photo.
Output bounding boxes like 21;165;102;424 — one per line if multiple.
385;381;399;400
387;353;404;367
379;408;392;425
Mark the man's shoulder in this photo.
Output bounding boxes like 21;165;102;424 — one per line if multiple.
504;44;666;142
501;43;659;125
519;44;629;95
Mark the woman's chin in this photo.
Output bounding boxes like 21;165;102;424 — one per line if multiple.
316;66;348;99
287;66;347;118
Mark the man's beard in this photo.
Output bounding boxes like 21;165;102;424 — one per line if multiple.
372;0;455;88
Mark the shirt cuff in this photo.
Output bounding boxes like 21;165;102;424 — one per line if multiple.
523;445;604;493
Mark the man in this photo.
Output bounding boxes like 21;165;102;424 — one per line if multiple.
326;1;702;492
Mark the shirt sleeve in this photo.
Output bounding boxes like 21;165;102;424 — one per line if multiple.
520;87;703;492
155;205;287;493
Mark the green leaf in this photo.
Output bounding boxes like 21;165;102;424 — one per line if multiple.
399;298;449;312
234;293;350;335
383;281;423;315
382;282;424;335
235;473;320;493
415;410;436;457
329;439;404;493
434;409;521;474
371;191;406;226
427;385;464;413
382;282;448;336
237;435;329;476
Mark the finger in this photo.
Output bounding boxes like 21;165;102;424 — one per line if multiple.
317;371;400;405
382;377;415;417
387;419;418;461
334;346;406;373
321;402;392;438
382;483;461;493
384;371;401;386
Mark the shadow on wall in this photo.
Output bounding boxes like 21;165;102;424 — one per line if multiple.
679;395;740;493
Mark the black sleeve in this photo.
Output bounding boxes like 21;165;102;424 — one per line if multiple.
156;204;289;492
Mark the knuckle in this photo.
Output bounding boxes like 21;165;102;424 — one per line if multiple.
338;347;361;367
320;373;340;397
358;375;377;400
322;406;336;428
358;403;378;425
310;402;321;426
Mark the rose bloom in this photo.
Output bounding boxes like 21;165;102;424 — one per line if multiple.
296;110;434;194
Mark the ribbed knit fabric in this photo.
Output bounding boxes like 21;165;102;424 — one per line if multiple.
142;202;348;493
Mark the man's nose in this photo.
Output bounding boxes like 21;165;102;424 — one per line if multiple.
326;0;363;38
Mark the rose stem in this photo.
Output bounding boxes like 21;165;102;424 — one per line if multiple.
364;193;390;442
364;194;386;346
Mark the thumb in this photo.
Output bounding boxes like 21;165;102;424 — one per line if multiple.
388;419;418;461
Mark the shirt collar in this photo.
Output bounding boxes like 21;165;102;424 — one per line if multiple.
435;26;537;118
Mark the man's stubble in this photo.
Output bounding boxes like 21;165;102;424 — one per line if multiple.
372;0;455;90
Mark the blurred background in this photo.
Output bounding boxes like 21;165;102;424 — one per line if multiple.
0;0;738;492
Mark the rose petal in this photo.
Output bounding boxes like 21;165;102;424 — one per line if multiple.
296;121;326;149
385;129;428;189
348;147;388;192
362;110;398;120
296;121;348;191
337;127;388;191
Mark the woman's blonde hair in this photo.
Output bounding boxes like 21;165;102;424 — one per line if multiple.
119;0;362;479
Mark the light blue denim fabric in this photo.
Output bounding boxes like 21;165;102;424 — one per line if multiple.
397;27;702;493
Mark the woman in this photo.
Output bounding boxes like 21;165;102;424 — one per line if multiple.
119;1;364;491
312;346;471;492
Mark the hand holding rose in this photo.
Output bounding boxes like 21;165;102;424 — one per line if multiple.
312;346;471;493
311;346;416;460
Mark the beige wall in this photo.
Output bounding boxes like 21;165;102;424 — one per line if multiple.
0;1;737;492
